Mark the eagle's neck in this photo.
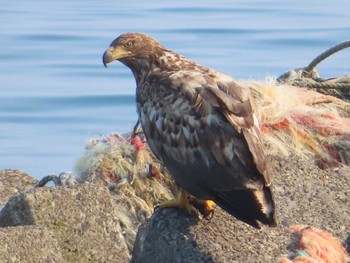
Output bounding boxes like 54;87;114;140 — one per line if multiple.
122;49;200;87
156;50;199;71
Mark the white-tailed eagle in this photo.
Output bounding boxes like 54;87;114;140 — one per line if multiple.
103;32;276;228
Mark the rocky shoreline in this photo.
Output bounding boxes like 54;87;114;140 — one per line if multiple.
0;155;349;262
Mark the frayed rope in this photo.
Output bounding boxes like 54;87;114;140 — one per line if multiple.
279;225;349;263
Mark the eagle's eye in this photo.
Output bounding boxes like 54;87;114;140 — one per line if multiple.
124;41;133;49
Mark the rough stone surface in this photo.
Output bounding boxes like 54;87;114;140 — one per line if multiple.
0;169;37;205
0;225;64;263
132;156;350;262
1;159;349;262
0;183;130;263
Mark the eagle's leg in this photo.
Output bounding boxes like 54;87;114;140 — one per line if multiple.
156;188;197;215
132;119;141;136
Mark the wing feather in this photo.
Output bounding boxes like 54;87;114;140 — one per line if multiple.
205;75;273;185
138;70;272;188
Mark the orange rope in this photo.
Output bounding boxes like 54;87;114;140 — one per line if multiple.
279;225;349;263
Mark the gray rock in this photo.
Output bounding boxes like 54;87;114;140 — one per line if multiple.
132;156;350;262
0;169;37;205
132;208;288;263
0;183;130;263
0;226;64;263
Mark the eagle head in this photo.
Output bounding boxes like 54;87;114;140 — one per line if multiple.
102;32;164;70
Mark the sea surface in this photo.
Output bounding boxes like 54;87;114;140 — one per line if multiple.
1;0;349;179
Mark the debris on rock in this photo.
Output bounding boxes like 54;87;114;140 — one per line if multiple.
279;225;349;263
74;132;179;250
35;171;77;187
247;79;350;168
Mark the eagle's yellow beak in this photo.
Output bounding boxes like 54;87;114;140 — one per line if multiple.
102;46;130;68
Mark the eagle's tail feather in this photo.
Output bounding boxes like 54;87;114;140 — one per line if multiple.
215;186;276;229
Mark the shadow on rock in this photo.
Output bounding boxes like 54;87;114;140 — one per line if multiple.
132;208;214;263
0;192;36;227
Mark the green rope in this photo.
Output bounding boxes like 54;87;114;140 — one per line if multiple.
304;40;350;74
293;250;311;258
305;82;350;90
277;40;350;100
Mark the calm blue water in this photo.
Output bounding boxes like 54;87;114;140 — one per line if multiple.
1;1;349;179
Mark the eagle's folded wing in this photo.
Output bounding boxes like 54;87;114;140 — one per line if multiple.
197;75;273;185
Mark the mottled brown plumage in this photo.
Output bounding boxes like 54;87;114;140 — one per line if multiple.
103;32;276;228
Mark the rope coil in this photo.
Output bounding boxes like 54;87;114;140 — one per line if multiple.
304;40;350;74
277;40;350;101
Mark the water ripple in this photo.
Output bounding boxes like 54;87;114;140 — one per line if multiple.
0;95;135;113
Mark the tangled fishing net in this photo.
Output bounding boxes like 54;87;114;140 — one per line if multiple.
248;79;350;169
279;225;349;263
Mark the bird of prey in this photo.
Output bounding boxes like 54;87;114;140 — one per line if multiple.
103;32;276;228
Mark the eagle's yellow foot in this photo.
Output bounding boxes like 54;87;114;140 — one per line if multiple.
155;189;197;215
189;198;216;220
